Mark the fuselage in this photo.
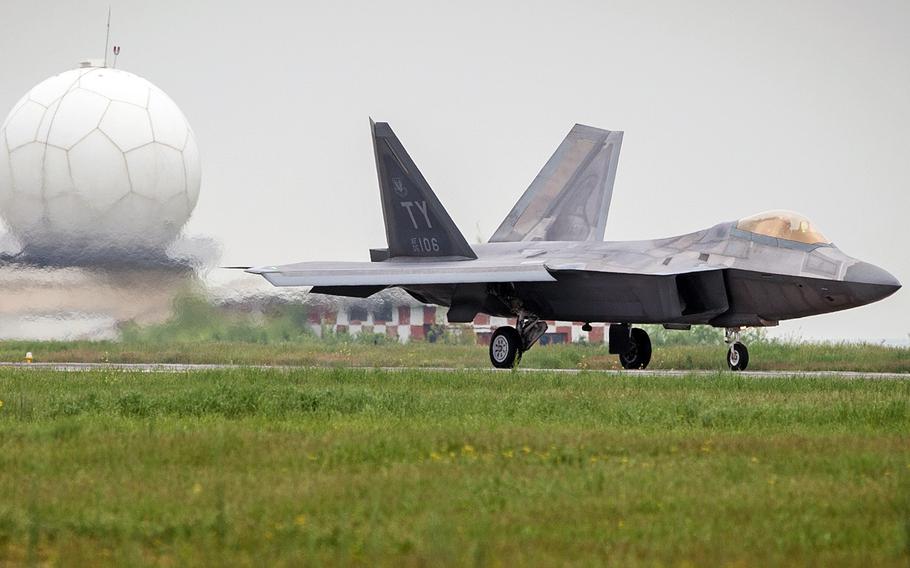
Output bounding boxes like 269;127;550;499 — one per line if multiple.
405;220;900;327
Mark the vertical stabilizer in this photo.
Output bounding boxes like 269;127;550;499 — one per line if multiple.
371;120;477;259
490;124;623;242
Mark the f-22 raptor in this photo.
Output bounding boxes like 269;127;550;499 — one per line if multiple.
246;121;901;370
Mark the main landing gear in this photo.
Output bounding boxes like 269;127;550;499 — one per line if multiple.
725;328;749;371
489;313;548;369
607;324;652;370
618;327;652;370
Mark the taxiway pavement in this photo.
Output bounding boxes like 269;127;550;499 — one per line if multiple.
0;362;907;380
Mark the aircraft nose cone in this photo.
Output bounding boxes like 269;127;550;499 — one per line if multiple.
846;261;901;287
845;261;901;302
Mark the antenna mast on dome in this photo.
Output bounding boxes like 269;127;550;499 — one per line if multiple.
103;7;111;68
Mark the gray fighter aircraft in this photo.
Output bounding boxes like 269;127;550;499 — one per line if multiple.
245;121;901;370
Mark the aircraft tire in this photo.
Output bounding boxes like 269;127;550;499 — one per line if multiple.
619;327;652;370
727;342;749;371
490;326;522;369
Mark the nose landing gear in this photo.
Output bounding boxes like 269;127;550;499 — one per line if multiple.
725;328;749;371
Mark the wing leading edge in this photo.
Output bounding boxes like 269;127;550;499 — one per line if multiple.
247;254;720;291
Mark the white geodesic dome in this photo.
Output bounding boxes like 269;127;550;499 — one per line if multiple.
0;65;201;260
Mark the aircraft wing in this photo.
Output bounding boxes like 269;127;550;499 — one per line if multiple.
543;253;726;277
247;260;556;287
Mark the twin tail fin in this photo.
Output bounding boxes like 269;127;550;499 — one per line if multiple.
489;124;623;243
371;120;476;260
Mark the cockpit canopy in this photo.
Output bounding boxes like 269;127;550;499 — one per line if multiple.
736;210;830;245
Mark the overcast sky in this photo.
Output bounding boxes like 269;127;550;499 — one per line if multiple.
1;0;907;341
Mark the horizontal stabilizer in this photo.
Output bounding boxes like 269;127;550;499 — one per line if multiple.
310;285;386;298
247;259;555;287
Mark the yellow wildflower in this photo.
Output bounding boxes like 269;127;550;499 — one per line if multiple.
191;483;202;495
295;515;307;527
502;450;513;459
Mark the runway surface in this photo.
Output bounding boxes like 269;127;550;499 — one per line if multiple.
0;362;907;380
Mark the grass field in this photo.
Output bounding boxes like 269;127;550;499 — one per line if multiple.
0;368;908;566
2;339;909;373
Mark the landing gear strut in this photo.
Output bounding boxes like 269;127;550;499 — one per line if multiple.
725;328;749;371
489;313;548;369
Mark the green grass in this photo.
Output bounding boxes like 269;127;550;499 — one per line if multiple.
2;339;909;373
0;368;908;566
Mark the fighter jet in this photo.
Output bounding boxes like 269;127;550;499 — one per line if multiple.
245;121;901;370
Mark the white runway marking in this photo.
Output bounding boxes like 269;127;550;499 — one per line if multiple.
0;362;907;380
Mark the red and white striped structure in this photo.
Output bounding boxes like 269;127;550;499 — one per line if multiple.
303;300;609;345
471;313;608;346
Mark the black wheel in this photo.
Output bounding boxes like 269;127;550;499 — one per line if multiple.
727;342;749;371
619;327;652;370
490;326;522;369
